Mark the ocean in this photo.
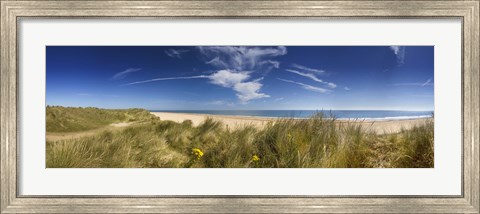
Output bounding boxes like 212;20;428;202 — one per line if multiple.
151;110;433;120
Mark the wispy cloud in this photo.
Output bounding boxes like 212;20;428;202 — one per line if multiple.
261;60;280;69
422;78;433;86
389;46;406;64
392;78;433;87
344;87;350;91
291;64;325;74
278;78;330;93
110;68;141;80
165;49;189;59
206;57;229;69
285;69;336;88
274;97;284;102
124;75;209;86
198;46;286;71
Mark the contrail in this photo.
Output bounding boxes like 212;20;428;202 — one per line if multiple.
278;78;330;93
421;78;432;87
391;78;433;87
285;69;336;88
123;75;209;86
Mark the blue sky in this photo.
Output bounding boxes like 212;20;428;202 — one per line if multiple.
46;46;434;110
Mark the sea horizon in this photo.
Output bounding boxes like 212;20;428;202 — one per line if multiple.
150;110;434;120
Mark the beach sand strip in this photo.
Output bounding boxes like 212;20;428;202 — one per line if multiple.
151;112;430;134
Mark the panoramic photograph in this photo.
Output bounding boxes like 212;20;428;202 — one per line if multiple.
46;46;434;168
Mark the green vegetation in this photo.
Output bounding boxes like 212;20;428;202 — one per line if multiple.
46;107;434;168
46;106;157;132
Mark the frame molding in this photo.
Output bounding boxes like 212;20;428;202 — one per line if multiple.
1;1;479;213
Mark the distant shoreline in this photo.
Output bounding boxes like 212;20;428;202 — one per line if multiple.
150;111;433;134
150;110;433;121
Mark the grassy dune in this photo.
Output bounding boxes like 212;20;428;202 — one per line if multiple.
46;107;434;168
46;106;157;132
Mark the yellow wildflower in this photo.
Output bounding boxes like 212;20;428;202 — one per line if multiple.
252;155;260;162
192;148;204;160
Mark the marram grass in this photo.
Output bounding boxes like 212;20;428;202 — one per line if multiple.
46;106;157;132
46;108;434;168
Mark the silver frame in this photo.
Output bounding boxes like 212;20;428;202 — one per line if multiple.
1;1;479;213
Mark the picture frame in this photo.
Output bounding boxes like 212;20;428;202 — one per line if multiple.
1;0;478;213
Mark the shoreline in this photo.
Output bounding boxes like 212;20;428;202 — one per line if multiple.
151;111;432;134
150;111;431;122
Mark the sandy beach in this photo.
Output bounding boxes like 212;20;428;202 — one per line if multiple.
151;112;431;134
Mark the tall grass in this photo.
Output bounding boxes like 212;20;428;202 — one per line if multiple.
393;119;434;167
47;125;187;168
46;111;434;168
46;106;157;132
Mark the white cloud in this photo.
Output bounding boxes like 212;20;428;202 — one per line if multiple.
285;69;336;88
198;46;286;71
344;87;350;91
274;97;284;102
165;49;189;59
291;64;325;74
392;78;434;87
110;68;141;80
233;80;270;104
389;46;406;64
208;70;250;87
209;70;268;103
278;78;330;93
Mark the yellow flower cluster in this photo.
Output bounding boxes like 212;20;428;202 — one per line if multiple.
192;148;204;160
252;155;260;162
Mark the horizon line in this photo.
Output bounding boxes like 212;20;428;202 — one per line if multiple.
46;105;433;112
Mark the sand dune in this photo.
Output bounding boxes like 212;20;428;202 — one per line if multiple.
151;112;431;134
47;122;135;141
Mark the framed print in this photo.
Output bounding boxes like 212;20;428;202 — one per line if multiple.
1;0;479;213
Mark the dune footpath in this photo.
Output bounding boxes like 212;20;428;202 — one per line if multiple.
151;112;431;134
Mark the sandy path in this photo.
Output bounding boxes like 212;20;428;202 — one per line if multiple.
151;112;430;134
110;122;133;127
